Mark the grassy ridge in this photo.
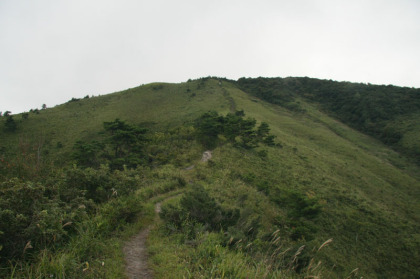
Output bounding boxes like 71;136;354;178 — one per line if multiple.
1;78;419;278
0;79;231;168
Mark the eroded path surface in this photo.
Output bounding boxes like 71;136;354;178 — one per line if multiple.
123;202;162;279
123;227;153;279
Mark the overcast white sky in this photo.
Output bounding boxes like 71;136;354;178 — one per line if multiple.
1;0;419;114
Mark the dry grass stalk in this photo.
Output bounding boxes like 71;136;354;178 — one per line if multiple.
271;236;281;245
271;229;280;238
294;245;305;257
345;268;359;279
289;245;305;268
62;221;72;228
228;237;234;245
82;261;89;272
308;260;322;273
22;241;33;255
317;238;333;252
270;246;288;262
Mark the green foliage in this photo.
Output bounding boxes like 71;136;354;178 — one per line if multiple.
146;126;201;167
193;111;223;149
275;190;322;220
72;119;148;170
0;137;51;181
4;116;17;132
60;166;115;203
194;110;276;149
267;188;323;241
160;185;240;234
224;214;261;246
233;116;258;149
237;77;304;112
61;165;140;204
257;121;270;138
97;195;143;235
258;122;276;146
181;185;240;230
21;113;29;120
0;178;86;263
103;118;148;169
0;165;153;278
72;140;104;168
181;233;258;278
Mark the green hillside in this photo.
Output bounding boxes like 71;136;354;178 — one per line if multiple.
237;77;420;165
0;78;419;278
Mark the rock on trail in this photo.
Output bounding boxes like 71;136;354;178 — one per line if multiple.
201;150;212;162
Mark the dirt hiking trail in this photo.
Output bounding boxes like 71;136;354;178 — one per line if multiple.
123;202;162;279
123;151;211;279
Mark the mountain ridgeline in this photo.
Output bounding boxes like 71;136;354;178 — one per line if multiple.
0;77;419;278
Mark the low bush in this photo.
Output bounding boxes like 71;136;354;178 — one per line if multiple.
97;195;143;234
0;178;87;263
160;185;240;234
271;189;323;240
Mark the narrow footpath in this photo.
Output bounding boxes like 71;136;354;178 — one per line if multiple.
122;202;162;279
123;151;212;279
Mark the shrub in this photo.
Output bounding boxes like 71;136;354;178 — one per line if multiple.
0;178;85;262
4;116;17;132
60;166;114;203
194;111;276;150
271;189;323;240
97;195;143;234
180;185;239;230
160;185;240;234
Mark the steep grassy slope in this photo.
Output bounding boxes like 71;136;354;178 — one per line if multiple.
1;78;419;278
237;77;420;165
218;82;420;277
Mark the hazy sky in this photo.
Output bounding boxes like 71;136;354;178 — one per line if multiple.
1;0;419;114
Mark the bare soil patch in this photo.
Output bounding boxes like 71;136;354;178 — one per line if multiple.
123;228;153;279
